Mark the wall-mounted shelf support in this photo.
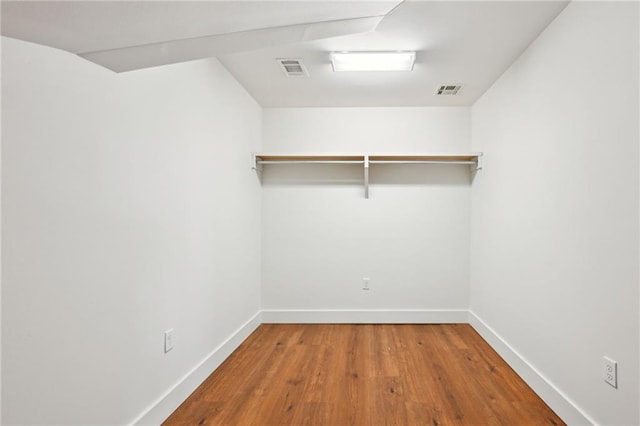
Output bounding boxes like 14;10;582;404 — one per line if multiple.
252;152;483;198
474;153;484;172
364;155;370;199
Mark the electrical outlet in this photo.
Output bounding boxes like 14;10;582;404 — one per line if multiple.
362;277;370;290
164;328;174;353
603;356;617;388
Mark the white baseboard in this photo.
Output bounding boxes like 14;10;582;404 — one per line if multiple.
261;309;468;324
130;310;594;426
468;311;595;426
131;311;262;425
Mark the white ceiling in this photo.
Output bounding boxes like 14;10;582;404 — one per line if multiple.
1;0;569;107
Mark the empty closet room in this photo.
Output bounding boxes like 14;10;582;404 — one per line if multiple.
1;1;638;425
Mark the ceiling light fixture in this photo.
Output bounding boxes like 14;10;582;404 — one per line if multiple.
331;51;416;72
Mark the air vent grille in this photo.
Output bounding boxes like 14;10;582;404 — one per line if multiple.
277;58;309;77
436;85;462;95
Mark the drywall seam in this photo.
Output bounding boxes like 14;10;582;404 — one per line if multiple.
468;311;596;425
261;309;468;324
131;311;263;425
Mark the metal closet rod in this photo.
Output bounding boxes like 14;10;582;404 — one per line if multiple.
369;160;476;165
257;159;476;165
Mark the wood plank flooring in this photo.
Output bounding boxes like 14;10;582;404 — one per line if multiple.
163;324;565;426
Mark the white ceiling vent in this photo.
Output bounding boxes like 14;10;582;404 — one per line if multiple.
436;85;462;95
277;58;309;77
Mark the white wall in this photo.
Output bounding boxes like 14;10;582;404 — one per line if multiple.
262;108;472;318
4;2;638;424
1;37;262;425
0;34;3;424
470;2;639;425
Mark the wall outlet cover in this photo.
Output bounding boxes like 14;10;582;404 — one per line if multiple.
603;356;617;388
164;329;174;353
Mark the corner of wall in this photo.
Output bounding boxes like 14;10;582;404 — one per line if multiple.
468;311;595;425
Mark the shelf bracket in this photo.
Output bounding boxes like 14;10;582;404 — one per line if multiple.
251;153;263;180
364;155;370;199
471;153;483;173
476;153;483;171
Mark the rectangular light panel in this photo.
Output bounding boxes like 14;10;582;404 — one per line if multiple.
331;51;416;72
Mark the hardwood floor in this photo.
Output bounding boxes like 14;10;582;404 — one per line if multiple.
163;324;565;426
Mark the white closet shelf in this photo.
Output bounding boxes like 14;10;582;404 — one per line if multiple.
252;152;483;198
